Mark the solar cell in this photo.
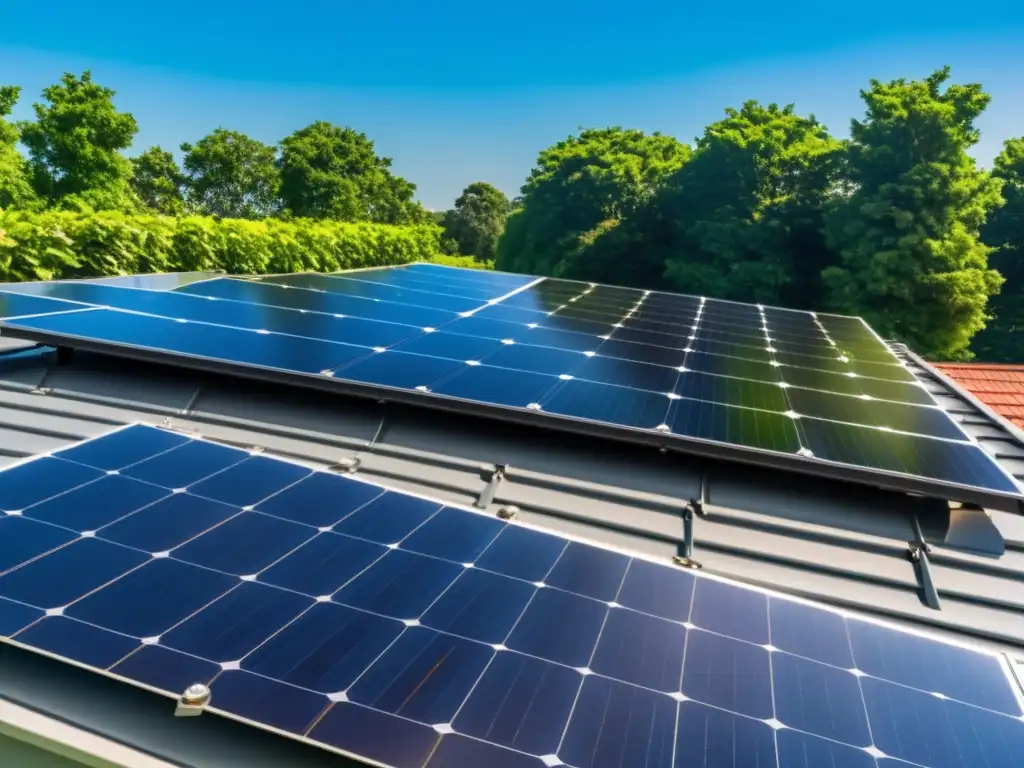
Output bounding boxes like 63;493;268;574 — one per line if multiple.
0;425;1023;767
1;262;1021;514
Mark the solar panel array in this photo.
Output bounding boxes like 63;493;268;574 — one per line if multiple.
0;425;1022;768
0;263;1020;511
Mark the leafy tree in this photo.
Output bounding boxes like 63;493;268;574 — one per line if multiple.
18;72;138;211
496;128;691;282
277;121;426;224
974;137;1024;361
0;85;38;210
630;102;844;306
442;182;509;260
131;147;185;215
824;68;1004;359
181;129;279;219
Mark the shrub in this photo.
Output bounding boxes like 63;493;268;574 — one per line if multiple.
0;209;446;281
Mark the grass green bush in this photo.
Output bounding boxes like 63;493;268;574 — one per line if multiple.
0;209;448;282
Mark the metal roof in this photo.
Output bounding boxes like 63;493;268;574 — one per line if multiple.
0;333;1022;765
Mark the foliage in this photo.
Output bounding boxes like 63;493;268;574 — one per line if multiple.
0;86;39;211
278;121;427;224
974;137;1024;361
131;147;185;216
18;72;138;212
495;127;691;278
649;102;845;306
441;182;510;261
181;129;280;219
428;253;494;270
824;68;1004;359
0;208;443;282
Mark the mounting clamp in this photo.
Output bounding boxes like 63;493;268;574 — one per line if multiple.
174;683;211;717
672;555;702;570
475;464;507;509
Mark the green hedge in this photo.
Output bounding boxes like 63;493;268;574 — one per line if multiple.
0;209;447;282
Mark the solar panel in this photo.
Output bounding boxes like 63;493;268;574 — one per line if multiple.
0;425;1022;767
0;263;1021;513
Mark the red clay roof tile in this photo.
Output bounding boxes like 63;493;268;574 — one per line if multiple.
934;364;1024;429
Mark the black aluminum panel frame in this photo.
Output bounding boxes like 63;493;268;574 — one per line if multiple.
2;321;1021;515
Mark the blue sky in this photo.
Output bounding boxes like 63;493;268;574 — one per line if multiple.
3;1;1023;210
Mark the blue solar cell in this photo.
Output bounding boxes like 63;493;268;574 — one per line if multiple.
334;549;462;618
575;355;680;393
188;455;311;507
505;586;607;667
122;439;246;489
776;728;877;768
258;533;386;596
244;602;403;693
681;629;773;719
427;736;546;768
173;512;315;576
861;675;1024;768
454;652;581;756
161;582;311;662
254;472;383;528
433;365;561;408
97;493;237;552
542;379;670;429
13;616;138;668
0;290;89;319
473;525;566;582
0;516;78;572
53;425;187;471
616;558;695;622
0;597;43;637
769;596;854;668
690;577;769;644
421;568;534;644
401;507;504;562
261;272;482;313
544;541;630;602
66;557;237;637
0;458;103;511
560;675;676;768
349;627;493;723
395;330;505;361
847;618;1023;716
210;670;328;735
675;699;777;768
590;607;686;692
307;703;439;768
110;644;220;693
24;475;169;531
0;537;148;609
333;349;467;389
771;650;871;746
484;343;589;377
331;491;441;544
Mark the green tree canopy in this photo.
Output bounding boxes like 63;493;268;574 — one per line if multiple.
0;85;38;210
131;146;185;216
277;121;426;224
495;127;691;281
824;67;1004;359
641;101;845;306
442;182;509;260
974;137;1024;361
181;129;279;219
18;72;138;211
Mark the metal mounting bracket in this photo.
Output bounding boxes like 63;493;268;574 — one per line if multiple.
476;464;507;509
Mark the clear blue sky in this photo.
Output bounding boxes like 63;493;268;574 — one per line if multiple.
3;1;1023;210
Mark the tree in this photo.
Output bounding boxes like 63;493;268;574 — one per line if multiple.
18;71;138;211
632;102;845;306
824;68;1004;359
442;182;509;260
495;128;691;283
131;147;185;215
0;85;38;210
277;121;426;224
974;137;1024;361
181;129;279;219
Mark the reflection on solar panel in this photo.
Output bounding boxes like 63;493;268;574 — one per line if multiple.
1;425;1022;767
0;263;1021;512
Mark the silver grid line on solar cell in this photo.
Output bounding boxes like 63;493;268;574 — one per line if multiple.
0;424;1022;768
0;264;1020;514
